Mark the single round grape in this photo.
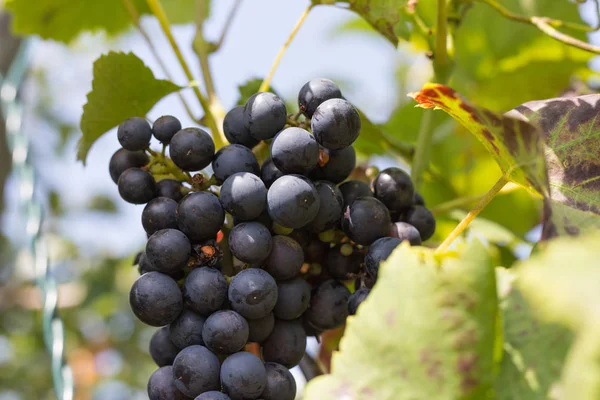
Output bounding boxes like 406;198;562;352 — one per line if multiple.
142;197;178;235
261;362;297;400
310;146;356;184
148;366;188;400
220;172;266;221
260;157;284;189
195;392;232;400
212;144;260;183
170;127;215;171
270;127;319;174
169;308;206;348
404;205;436;241
390;221;422;245
117;167;156;204
267;175;320;229
262;319;306;368
183;267;228;316
246;312;275;343
273;277;311;320
308;181;343;233
229;222;273;264
304;280;350;331
118;117;152;151
348;287;370;315
149;326;180;367
372;167;415;212
156;179;184;201
339;180;373;208
326;245;361;280
298;78;342;118
130;272;183;326
146;229;191;275
243;92;287;140
228;268;278;319
414;192;425;206
202;310;249;354
177;192;224;242
364;237;401;279
109;148;149;184
263;236;304;280
311;98;361;150
223;106;259;148
152;115;182;144
172;345;221;398
341;197;391;245
221;352;267;400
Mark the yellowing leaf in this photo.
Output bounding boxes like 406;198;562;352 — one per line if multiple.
78;52;181;164
304;240;498;400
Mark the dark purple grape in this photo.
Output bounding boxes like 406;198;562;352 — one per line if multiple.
146;229;191;275
261;362;297;400
169;308;206;348
142;197;178;235
195;392;231;400
304;280;350;331
372;167;415;212
348;287;370;315
117;167;156;204
311;98;360;150
148;366;188;400
220;172;267;221
129;272;183;326
223;106;259;148
364;237;401;279
183;267;228;316
172;345;221;397
260;158;284;189
262;319;306;368
267;175;320;229
341;197;391;245
270;127;319;174
229;222;272;264
169;127;215;171
118;117;152;151
310;146;356;184
339;180;373;208
308;181;343;233
326;245;361;280
177;192;224;242
263;236;304;280
152;115;182;144
156;179;184;202
298;78;342;118
389;222;422;245
273;277;311;320
149;326;180;367
202;310;249;354
221;352;267;400
228;268;278;319
109;148;149;184
243;92;287;140
246;312;275;343
212;144;260;183
403;205;436;241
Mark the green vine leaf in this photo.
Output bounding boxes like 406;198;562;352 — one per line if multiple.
304;240;498;400
311;0;412;46
78;52;181;164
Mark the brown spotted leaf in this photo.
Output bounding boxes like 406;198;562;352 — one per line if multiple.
311;0;411;46
304;240;498;400
410;84;549;195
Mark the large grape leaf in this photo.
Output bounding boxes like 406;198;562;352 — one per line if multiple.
311;0;412;46
515;232;600;399
410;84;549;195
304;240;498;400
78;52;181;164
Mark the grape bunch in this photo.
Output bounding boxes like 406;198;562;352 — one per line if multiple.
109;78;436;400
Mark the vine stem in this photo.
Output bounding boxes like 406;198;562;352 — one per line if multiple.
435;174;509;254
430;182;519;215
122;0;200;123
145;0;224;148
259;4;313;93
410;111;434;189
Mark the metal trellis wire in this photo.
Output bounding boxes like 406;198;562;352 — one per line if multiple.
0;40;74;400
